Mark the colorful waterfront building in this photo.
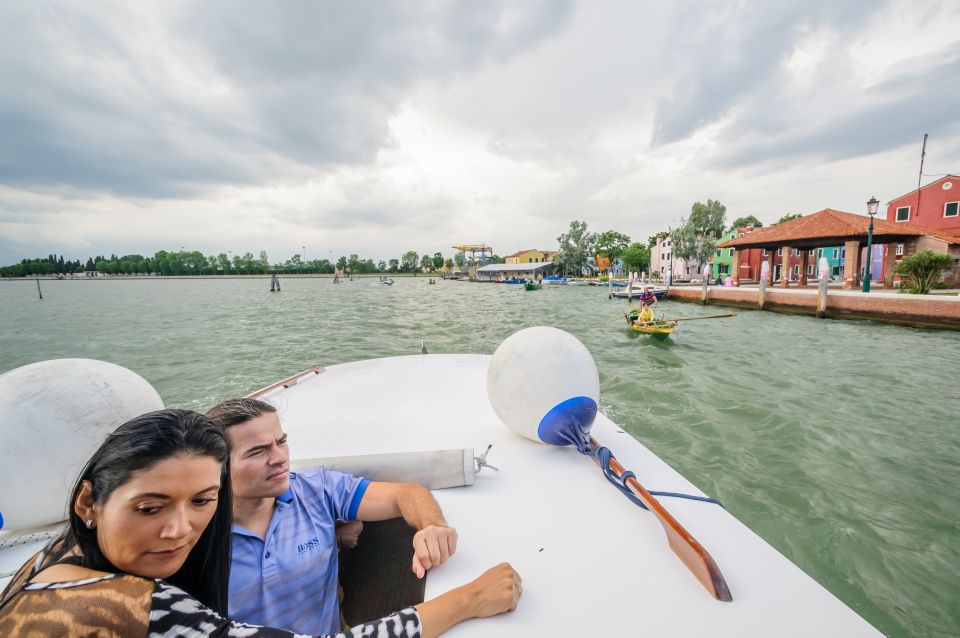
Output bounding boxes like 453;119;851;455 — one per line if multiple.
718;208;960;289
881;175;960;282
714;225;764;281
651;234;699;282
505;249;555;264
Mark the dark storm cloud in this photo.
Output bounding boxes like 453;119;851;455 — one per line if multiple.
0;1;572;198
648;0;955;165
712;44;960;169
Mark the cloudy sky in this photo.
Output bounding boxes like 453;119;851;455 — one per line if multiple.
1;0;959;265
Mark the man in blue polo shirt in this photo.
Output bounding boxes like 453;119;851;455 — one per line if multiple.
207;397;460;635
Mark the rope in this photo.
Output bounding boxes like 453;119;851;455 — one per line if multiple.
474;444;499;474
593;446;724;510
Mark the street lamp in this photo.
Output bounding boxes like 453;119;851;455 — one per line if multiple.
862;196;879;292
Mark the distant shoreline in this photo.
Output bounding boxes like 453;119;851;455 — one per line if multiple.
0;273;437;281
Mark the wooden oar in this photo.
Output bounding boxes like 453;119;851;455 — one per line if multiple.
669;313;736;323
588;435;733;602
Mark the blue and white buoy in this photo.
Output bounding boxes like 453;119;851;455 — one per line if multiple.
486;327;599;449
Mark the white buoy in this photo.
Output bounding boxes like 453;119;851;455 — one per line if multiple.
0;359;163;530
486;327;599;447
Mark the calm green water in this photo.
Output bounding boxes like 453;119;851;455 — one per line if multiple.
2;278;958;637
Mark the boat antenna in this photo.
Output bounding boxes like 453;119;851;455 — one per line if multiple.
915;133;927;218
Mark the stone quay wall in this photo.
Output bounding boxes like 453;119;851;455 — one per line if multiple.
666;286;960;330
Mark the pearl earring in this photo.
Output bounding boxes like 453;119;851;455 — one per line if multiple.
85;519;95;529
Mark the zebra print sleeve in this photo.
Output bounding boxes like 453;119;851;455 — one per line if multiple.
149;580;421;638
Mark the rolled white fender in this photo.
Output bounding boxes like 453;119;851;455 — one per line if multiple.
0;359;163;530
291;448;477;489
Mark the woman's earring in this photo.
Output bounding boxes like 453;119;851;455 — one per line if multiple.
85;519;95;529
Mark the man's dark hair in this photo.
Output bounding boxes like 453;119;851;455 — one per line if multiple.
206;397;277;431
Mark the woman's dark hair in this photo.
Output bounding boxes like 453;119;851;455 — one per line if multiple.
45;409;232;613
206;397;277;431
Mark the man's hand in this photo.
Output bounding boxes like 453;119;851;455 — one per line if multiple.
335;520;363;549
412;525;458;578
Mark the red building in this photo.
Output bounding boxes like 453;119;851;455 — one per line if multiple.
883;175;960;279
886;175;960;230
728;225;818;283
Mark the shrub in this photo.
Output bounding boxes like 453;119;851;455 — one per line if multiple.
894;250;954;294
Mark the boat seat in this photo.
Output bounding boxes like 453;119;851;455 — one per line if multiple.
338;518;426;626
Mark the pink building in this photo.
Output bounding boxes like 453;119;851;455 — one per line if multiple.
650;234;700;282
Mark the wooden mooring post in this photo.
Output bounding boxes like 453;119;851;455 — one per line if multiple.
700;277;708;305
816;277;828;318
757;277;766;309
36;277;43;300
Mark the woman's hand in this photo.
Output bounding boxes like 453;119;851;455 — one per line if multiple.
414;563;522;638
462;562;522;618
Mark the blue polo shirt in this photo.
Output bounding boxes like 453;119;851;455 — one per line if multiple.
229;467;370;635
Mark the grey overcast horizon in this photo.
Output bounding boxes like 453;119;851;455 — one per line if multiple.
1;1;958;265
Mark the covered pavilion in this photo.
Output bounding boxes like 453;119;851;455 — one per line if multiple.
717;208;960;289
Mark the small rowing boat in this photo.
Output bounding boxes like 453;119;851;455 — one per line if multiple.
629;320;676;339
523;282;542;291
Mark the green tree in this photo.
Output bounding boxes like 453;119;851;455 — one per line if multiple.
420;254;432;272
347;254;361;273
777;213;802;224
402;250;419;272
453;253;464;267
647;234;662;248
621;242;651;273
259;251;270;274
894;250;955;294
689;199;727;239
671;219;717;272
388;258;399;273
445;258;454;269
432;252;444;270
555;220;596;276
595;231;631;261
377;260;387;271
336;256;348;271
216;253;230;274
730;215;763;230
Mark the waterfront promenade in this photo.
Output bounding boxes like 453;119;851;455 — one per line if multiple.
667;284;960;329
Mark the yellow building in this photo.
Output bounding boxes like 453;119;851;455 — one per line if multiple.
506;249;556;264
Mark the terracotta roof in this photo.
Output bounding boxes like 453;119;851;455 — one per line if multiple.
716;208;960;249
505;249;542;258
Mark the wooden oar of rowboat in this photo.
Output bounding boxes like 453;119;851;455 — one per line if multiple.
588;435;733;601
669;313;736;322
606;312;736;325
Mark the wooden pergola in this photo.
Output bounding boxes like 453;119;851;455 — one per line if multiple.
717;209;960;289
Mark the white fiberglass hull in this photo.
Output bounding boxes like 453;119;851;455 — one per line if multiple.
258;354;881;637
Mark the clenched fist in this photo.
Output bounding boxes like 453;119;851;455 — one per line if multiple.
412;524;459;578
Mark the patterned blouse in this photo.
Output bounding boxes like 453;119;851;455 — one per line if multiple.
0;554;421;637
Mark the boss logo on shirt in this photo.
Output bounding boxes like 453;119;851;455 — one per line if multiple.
297;537;321;555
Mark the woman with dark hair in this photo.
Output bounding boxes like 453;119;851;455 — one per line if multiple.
0;409;519;637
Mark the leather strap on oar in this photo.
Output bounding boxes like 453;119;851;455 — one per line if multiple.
588;435;733;602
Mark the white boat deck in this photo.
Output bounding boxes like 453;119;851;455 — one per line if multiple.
265;354;881;637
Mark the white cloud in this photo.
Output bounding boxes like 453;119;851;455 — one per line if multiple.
1;0;959;265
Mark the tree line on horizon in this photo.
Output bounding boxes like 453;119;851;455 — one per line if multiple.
0;249;507;278
2;207;802;279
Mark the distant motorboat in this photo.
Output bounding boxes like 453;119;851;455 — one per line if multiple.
541;276;567;285
379;278;395;286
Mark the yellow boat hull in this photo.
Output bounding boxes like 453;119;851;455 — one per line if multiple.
628;320;675;338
